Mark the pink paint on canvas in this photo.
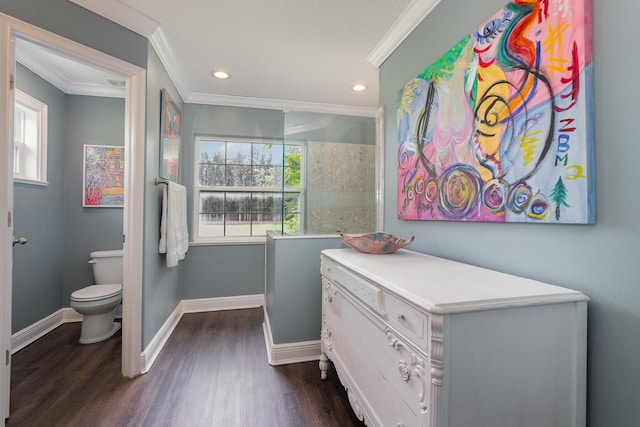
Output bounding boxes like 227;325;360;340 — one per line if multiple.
397;0;594;223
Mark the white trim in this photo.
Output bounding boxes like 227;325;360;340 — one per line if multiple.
121;67;146;379
367;0;442;68
149;27;190;102
187;92;378;117
68;0;160;38
262;308;321;366
10;308;81;354
140;304;182;374
181;294;265;314
15;45;125;98
0;17;14;419
13;89;48;183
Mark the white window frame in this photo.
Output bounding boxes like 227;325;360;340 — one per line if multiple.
13;89;47;185
193;136;304;244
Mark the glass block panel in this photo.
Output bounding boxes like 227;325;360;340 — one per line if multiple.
226;165;252;186
226;142;251;165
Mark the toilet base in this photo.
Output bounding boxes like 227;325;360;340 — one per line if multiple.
79;321;121;345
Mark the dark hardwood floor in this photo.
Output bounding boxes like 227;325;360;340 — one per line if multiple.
7;308;365;427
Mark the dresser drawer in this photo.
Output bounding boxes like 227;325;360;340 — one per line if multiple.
385;292;429;350
327;286;429;423
323;257;385;315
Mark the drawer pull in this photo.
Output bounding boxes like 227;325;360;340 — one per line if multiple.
396;313;405;321
399;363;411;381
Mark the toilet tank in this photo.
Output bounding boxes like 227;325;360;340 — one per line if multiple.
89;249;123;285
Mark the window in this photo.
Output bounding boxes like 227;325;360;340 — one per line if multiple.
194;136;303;242
14;90;47;184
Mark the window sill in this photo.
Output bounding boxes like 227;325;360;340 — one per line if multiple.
14;178;49;187
189;237;266;246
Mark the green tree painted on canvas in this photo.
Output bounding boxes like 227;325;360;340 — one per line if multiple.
550;176;570;220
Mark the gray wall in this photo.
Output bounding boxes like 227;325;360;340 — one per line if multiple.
265;234;342;344
12;67;126;331
12;64;66;332
12;64;126;332
179;104;284;300
0;0;147;69
142;47;184;348
379;1;640;426
62;95;125;302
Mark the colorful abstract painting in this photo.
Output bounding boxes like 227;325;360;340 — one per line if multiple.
397;0;594;223
160;88;182;183
83;144;124;207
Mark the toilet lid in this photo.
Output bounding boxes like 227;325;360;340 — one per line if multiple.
71;284;122;301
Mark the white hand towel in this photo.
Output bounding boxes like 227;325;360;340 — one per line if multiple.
159;181;189;268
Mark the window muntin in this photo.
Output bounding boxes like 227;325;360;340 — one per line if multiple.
13;90;47;185
195;137;303;241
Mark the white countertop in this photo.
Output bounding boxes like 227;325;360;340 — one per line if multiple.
322;248;588;313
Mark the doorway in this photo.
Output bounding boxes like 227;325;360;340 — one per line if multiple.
0;13;146;420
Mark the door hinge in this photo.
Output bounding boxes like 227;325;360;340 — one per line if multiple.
5;349;9;366
9;73;14;90
122;234;125;243
7;212;11;228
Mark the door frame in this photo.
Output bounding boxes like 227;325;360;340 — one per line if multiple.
0;14;146;417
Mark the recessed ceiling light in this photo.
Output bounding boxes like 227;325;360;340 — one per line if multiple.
351;83;368;92
211;70;231;80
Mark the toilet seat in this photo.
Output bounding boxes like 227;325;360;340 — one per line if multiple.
71;284;122;301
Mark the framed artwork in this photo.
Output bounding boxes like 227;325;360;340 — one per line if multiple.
397;0;594;224
160;88;181;182
83;144;124;207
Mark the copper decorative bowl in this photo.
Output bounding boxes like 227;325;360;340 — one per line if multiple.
340;232;415;255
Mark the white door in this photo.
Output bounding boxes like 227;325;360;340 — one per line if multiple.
0;19;16;420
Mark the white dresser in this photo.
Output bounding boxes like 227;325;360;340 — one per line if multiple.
319;248;588;427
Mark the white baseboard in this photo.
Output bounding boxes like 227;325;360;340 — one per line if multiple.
140;303;182;374
180;294;264;313
262;308;321;366
13;295;297;373
140;294;265;373
11;308;81;354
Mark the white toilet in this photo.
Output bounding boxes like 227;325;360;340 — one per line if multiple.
71;249;123;344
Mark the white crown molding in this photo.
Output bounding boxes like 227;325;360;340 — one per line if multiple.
367;0;442;68
69;0;160;38
149;27;190;101
187;92;378;117
72;0;381;115
16;57;125;98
